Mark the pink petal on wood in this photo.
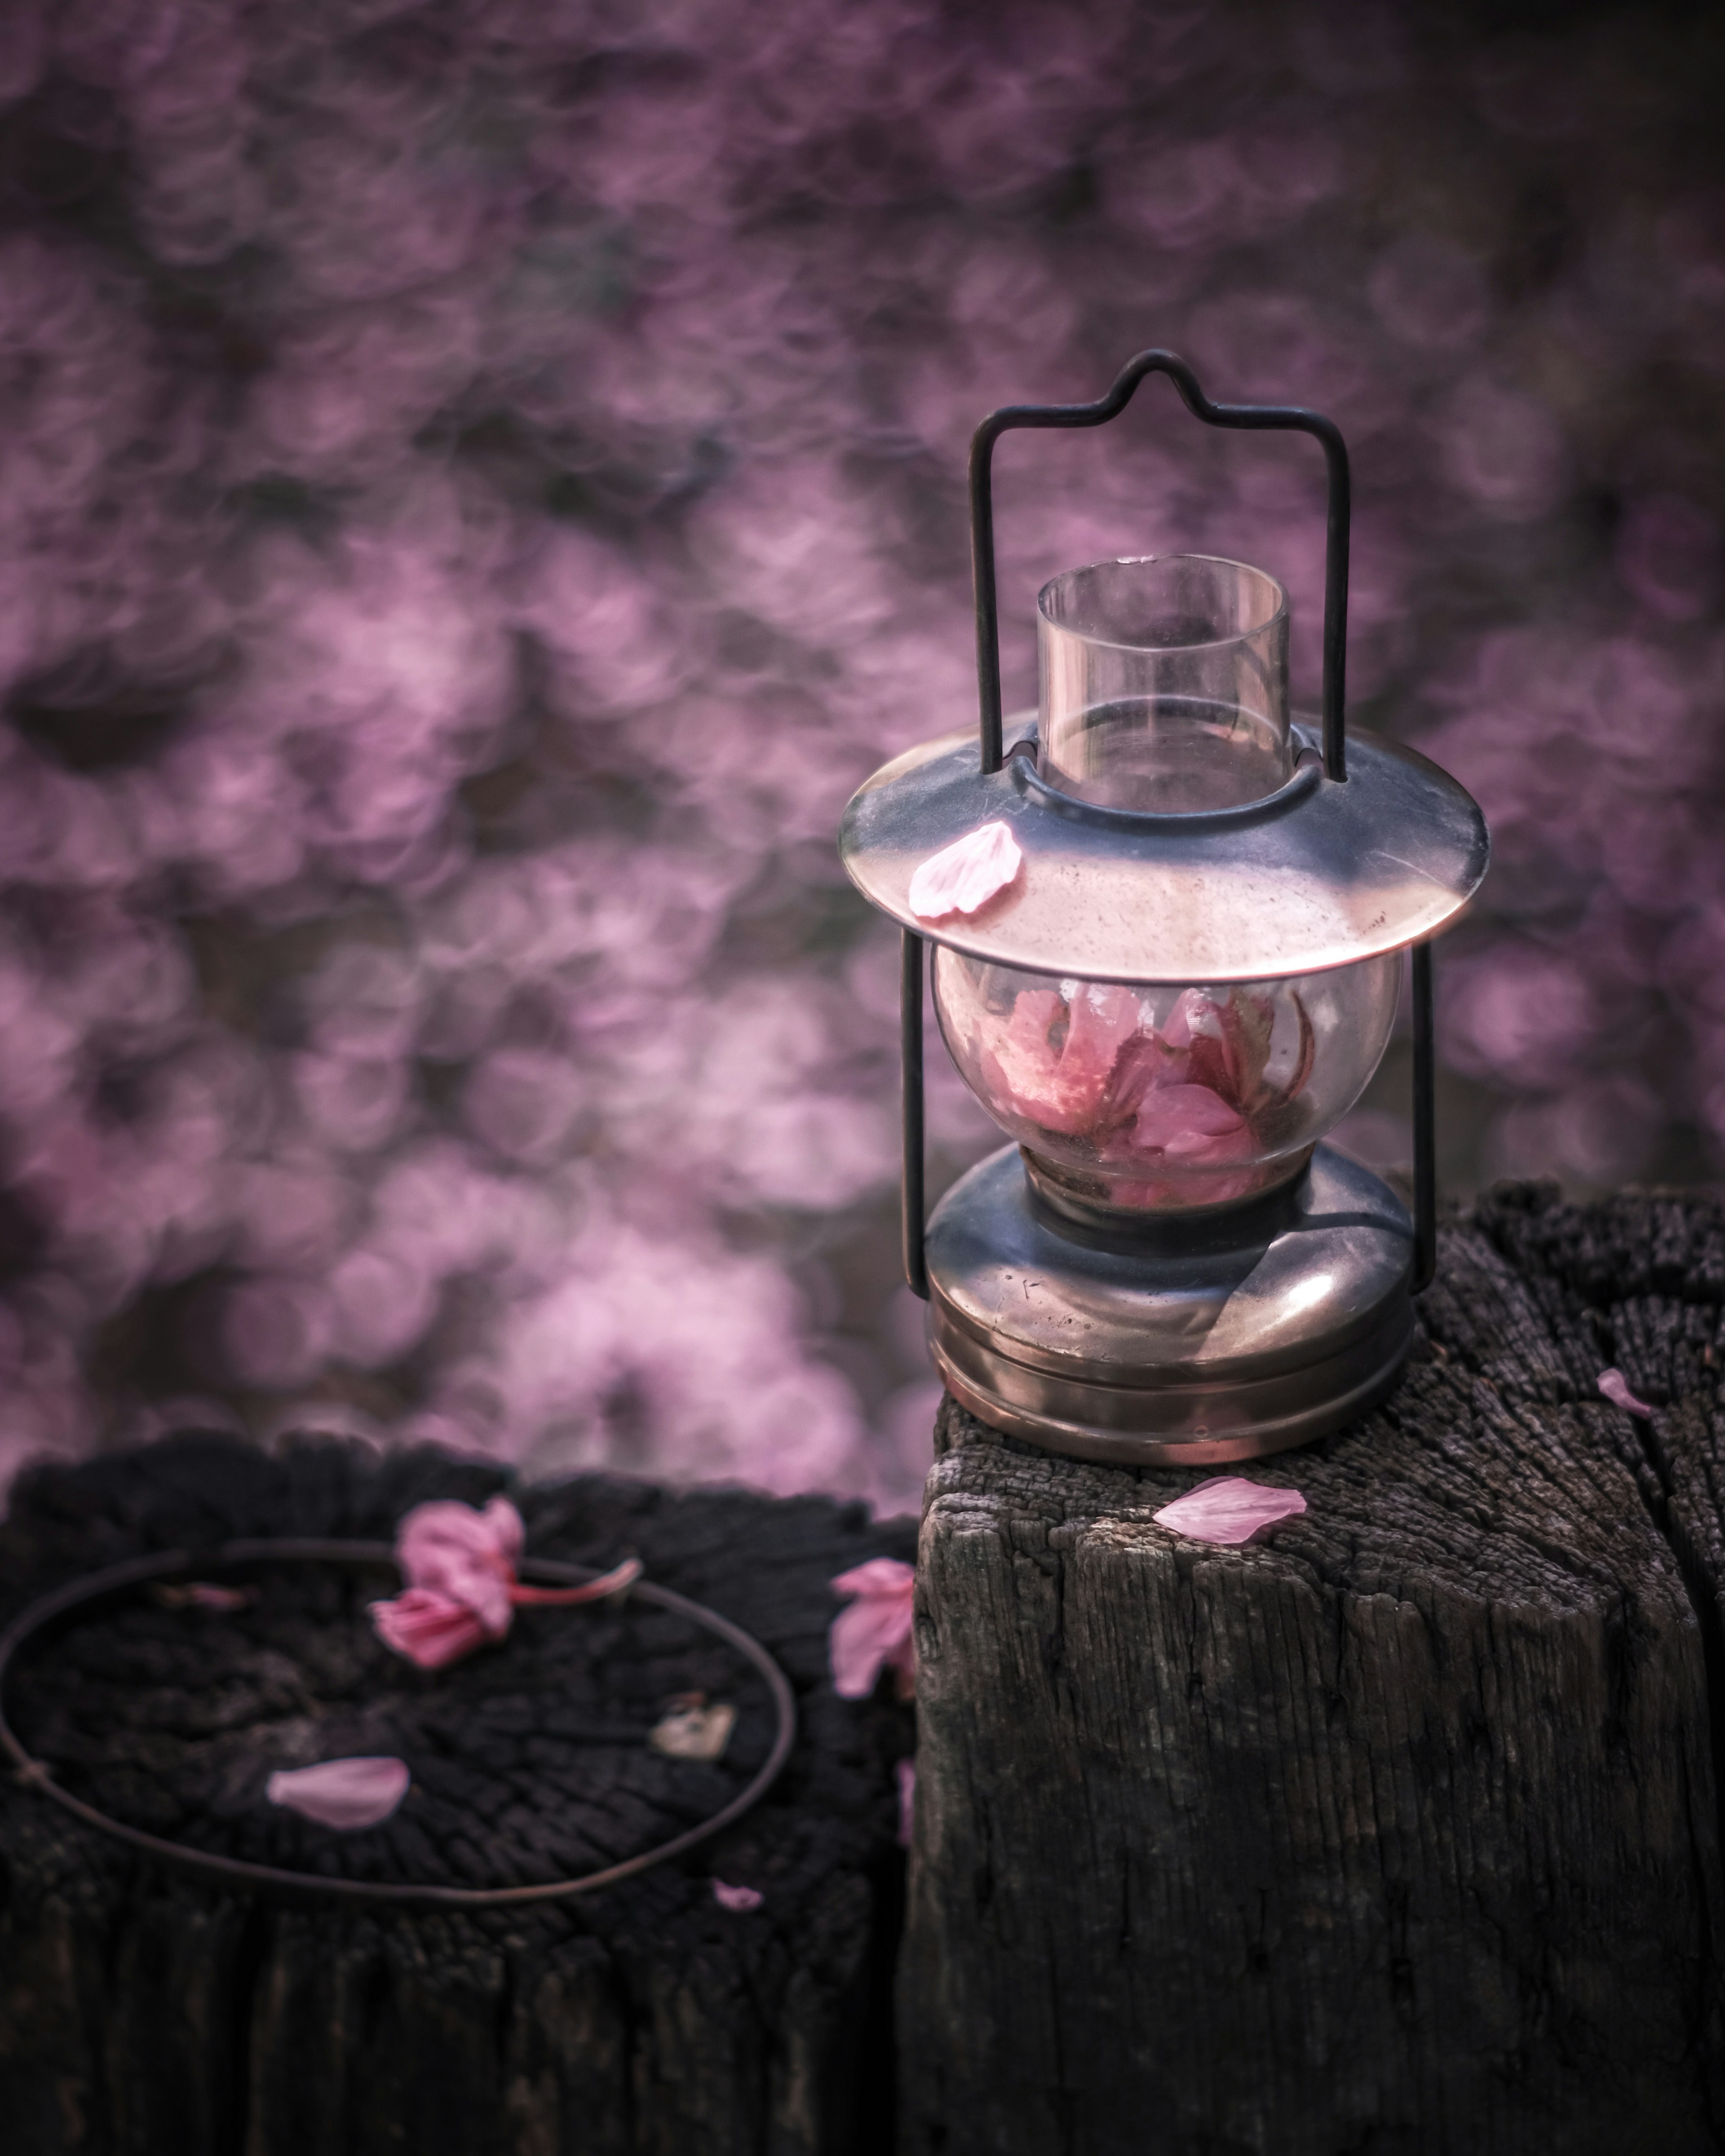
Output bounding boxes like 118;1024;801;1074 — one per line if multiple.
185;1582;253;1611
830;1559;917;1699
266;1756;410;1830
1598;1368;1655;1418
370;1585;497;1668
896;1757;916;1850
908;821;1022;919
1151;1476;1307;1547
153;1582;255;1611
711;1879;764;1911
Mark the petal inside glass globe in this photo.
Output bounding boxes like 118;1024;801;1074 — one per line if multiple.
932;949;1401;1212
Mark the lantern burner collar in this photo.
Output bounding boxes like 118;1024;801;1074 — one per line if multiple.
1004;724;1324;835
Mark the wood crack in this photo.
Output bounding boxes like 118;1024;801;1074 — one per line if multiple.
0;1433;916;2155
902;1186;1725;2154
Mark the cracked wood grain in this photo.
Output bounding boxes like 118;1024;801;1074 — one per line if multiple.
900;1184;1725;2156
0;1434;913;2156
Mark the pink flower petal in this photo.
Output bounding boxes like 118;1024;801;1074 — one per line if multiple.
185;1582;253;1611
266;1756;410;1830
1598;1367;1655;1418
831;1557;917;1599
1151;1476;1307;1547
830;1599;913;1697
152;1582;255;1611
980;984;1143;1135
896;1757;916;1850
370;1585;496;1668
711;1879;764;1912
908;821;1022;920
1131;1083;1249;1161
830;1558;917;1698
394;1496;523;1637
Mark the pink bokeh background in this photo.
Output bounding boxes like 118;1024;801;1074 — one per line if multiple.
0;1;1720;1510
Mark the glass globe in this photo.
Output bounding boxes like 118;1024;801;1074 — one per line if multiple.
932;948;1400;1214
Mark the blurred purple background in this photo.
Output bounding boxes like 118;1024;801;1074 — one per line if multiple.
0;0;1720;1509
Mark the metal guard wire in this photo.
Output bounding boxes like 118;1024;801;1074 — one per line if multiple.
0;1538;797;1909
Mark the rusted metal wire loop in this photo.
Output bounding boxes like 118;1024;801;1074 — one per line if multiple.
0;1537;797;1909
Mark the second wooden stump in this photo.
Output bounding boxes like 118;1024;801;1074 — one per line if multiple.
900;1186;1725;2153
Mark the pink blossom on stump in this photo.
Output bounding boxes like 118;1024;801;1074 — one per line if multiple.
371;1586;498;1669
712;1879;764;1911
370;1494;641;1668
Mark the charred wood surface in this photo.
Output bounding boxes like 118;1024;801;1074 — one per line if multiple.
901;1185;1725;2155
0;1435;913;2156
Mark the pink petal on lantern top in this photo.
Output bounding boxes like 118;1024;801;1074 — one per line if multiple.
1598;1368;1654;1418
908;821;1022;919
1152;1476;1307;1547
266;1756;410;1830
830;1557;917;1699
712;1879;764;1911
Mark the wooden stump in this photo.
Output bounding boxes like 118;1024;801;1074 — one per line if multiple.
0;1435;914;2156
900;1184;1725;2153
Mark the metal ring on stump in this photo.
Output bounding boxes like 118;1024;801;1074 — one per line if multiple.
0;1537;797;1909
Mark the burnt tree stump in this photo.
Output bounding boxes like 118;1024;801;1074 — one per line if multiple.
901;1185;1725;2153
0;1435;914;2156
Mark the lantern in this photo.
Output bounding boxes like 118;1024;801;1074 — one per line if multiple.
839;352;1489;1465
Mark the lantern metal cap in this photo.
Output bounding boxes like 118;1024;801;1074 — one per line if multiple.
839;716;1488;985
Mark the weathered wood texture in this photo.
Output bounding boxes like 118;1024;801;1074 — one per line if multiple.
0;1434;914;2156
901;1185;1725;2154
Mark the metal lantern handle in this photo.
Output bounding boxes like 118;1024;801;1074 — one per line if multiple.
901;350;1438;1311
968;347;1351;784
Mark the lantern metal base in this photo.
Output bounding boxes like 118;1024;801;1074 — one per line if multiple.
925;1142;1416;1467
